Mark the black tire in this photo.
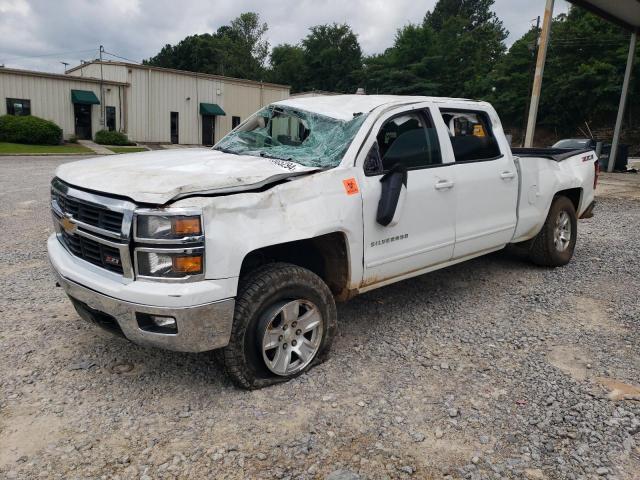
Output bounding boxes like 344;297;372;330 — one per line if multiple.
529;195;577;267
216;262;337;390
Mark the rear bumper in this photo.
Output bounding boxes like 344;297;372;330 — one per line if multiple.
580;200;596;219
53;270;235;353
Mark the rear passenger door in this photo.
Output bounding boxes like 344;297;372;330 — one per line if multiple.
358;105;456;286
438;107;518;258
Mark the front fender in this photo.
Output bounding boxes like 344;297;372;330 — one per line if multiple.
171;168;364;293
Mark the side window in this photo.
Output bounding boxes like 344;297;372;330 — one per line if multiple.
232;116;241;129
375;111;442;171
441;109;501;162
6;98;31;116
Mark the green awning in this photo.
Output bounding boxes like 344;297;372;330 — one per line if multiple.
200;103;226;116
71;90;100;105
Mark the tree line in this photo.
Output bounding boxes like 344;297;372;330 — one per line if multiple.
144;2;640;143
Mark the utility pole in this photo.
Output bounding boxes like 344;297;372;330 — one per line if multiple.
520;16;540;147
60;61;69;73
608;31;637;172
99;45;105;128
524;0;554;148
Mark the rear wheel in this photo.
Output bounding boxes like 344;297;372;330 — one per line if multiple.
529;195;577;267
217;263;337;389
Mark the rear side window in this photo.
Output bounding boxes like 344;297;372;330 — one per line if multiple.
441;109;501;162
376;111;442;171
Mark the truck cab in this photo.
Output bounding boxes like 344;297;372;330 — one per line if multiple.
48;95;597;389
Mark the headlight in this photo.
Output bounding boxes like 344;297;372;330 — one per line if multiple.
136;249;204;279
134;208;205;281
135;213;202;241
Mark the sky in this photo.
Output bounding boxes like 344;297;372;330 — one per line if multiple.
0;0;570;74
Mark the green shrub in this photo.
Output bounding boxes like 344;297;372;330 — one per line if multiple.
67;134;79;144
0;115;63;145
94;130;133;146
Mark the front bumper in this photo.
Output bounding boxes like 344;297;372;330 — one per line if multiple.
54;270;235;352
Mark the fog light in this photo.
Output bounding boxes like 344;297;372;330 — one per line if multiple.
137;313;177;334
151;315;176;328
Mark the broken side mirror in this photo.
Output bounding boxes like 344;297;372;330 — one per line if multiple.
376;164;407;227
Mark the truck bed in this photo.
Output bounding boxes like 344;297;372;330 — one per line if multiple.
511;147;591;162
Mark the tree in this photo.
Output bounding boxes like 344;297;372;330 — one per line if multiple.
301;24;363;93
423;0;508;97
144;12;269;81
267;44;307;92
482;7;639;139
362;0;507;98
230;12;269;70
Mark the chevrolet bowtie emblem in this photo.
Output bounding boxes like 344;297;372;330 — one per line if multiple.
61;214;77;235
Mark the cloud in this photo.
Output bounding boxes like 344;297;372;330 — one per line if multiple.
0;0;570;73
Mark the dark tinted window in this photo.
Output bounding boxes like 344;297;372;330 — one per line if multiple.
106;106;116;131
441;109;501;162
232;116;241;129
6;98;31;116
376;112;442;171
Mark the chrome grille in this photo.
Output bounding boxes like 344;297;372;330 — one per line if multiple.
51;188;124;234
51;178;135;279
60;230;124;274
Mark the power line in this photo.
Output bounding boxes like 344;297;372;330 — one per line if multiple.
102;50;141;64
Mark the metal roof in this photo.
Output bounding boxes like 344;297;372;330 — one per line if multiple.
567;0;640;31
66;60;290;90
274;95;483;121
0;66;128;86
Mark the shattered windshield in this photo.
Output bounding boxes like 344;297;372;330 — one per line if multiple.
214;105;368;168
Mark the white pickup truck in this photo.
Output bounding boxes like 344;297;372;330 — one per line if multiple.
48;95;598;389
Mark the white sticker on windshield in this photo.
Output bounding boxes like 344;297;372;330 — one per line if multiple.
268;158;300;171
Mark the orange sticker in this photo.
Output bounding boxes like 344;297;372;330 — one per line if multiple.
343;178;360;195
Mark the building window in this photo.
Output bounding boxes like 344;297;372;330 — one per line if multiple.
6;98;31;116
232;116;241;129
106;106;116;131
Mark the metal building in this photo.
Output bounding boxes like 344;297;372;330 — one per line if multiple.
0;61;290;145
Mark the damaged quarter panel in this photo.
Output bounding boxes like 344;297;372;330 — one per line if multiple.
511;154;594;242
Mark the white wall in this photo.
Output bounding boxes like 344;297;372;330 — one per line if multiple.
70;63;290;144
0;70;123;140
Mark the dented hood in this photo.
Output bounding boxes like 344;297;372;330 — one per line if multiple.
55;148;318;204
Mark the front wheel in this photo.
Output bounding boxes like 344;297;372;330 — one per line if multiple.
529;195;577;267
217;263;337;389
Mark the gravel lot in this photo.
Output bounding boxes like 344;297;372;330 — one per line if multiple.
1;156;639;480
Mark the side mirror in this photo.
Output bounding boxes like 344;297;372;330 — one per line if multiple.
376;164;407;227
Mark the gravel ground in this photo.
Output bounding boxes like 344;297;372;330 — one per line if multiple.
0;156;639;480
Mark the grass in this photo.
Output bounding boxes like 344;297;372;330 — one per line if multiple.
107;146;148;154
0;142;93;154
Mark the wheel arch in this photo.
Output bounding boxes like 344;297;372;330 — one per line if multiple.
239;232;352;301
554;187;582;212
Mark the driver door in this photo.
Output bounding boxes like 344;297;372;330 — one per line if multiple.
357;105;456;287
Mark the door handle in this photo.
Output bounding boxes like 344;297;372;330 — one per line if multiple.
500;171;516;179
434;179;454;190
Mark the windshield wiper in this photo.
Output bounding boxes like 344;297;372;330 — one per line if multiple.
260;151;295;162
